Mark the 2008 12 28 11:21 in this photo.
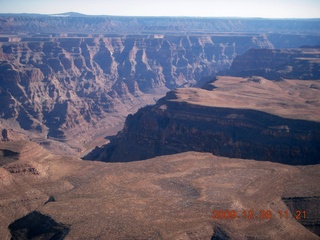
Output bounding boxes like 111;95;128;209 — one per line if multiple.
212;209;306;220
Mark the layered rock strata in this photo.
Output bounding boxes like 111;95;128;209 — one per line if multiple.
0;34;278;149
85;77;320;165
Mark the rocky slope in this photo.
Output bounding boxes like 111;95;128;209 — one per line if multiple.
85;76;320;165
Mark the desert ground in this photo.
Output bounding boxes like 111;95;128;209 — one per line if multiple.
1;140;319;239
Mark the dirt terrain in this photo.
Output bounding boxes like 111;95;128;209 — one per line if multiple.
0;140;319;239
175;76;320;122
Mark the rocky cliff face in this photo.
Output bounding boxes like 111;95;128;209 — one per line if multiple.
85;76;320;165
0;34;282;149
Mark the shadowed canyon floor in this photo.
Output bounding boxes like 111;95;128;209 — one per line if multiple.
0;141;320;239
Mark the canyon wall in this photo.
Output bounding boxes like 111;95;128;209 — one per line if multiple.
0;15;319;152
0;34;301;145
84;45;320;164
86;91;320;165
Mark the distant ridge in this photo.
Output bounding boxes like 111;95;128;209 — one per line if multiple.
0;13;47;17
0;13;319;34
0;12;89;17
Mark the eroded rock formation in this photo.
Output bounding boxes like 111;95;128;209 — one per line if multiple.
0;34;279;145
0;15;319;152
1;129;9;141
85;76;320;165
4;164;40;175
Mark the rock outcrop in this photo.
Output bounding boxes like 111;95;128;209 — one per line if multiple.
9;211;70;240
85;76;320;165
1;129;9;141
0;140;50;162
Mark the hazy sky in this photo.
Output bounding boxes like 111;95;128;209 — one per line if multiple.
0;0;320;18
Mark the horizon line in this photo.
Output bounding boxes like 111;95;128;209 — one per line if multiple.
0;12;320;20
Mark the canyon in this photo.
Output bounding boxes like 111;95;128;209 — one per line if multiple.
0;15;320;154
0;14;320;239
0;34;277;153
